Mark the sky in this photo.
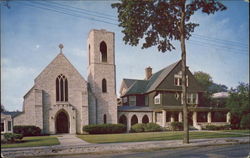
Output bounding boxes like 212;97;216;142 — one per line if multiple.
1;0;249;111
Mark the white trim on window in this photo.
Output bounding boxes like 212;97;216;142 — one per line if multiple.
154;93;161;104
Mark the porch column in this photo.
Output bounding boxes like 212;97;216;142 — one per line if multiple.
153;111;156;123
162;110;166;127
226;112;231;123
178;112;183;122
170;114;174;122
207;112;212;123
127;114;131;132
192;111;197;126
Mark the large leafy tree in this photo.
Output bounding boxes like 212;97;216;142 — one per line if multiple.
112;0;226;143
227;83;249;129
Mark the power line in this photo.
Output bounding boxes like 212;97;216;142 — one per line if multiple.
21;1;117;26
14;1;249;56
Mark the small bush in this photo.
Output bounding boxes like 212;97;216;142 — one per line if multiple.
13;126;41;136
144;123;162;132
205;125;218;130
170;122;183;131
240;114;250;129
82;124;126;134
205;124;231;130
3;133;23;143
131;123;146;133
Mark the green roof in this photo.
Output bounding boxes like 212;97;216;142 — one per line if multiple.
123;60;181;95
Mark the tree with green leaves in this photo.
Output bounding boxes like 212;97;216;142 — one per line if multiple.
227;83;249;129
112;0;226;143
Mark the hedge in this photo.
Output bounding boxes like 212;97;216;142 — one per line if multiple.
82;124;126;134
130;123;146;133
131;123;162;133
13;125;41;136
170;122;183;131
204;124;231;130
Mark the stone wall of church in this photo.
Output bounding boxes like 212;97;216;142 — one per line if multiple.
34;53;89;134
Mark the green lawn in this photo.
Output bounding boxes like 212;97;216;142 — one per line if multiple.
77;131;247;144
221;129;250;134
1;136;60;148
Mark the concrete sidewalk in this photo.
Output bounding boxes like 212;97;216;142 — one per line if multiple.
55;134;89;146
1;136;249;158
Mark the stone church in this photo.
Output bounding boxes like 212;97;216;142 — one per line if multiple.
13;29;117;134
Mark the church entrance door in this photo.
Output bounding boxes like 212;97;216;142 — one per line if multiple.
56;110;69;134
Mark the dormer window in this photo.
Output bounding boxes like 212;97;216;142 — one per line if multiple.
174;71;188;87
154;93;161;104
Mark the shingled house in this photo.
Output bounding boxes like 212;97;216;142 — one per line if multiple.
118;60;230;131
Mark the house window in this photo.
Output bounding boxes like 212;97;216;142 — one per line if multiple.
102;79;107;93
100;41;107;62
56;74;68;102
122;97;128;104
181;93;198;104
129;96;136;106
1;122;4;132
154;93;161;104
8;121;11;131
175;93;180;100
103;114;107;124
145;95;149;106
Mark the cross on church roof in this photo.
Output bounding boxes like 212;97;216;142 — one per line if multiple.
59;44;64;53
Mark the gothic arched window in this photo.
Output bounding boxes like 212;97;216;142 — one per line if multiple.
100;41;107;62
103;114;107;124
102;78;107;93
88;44;91;65
56;74;68;102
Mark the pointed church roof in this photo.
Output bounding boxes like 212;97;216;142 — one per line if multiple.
35;52;86;83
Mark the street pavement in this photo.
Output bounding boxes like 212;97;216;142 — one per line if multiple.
33;143;250;158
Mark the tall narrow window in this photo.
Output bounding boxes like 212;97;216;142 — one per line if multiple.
102;78;107;93
8;121;11;131
88;44;91;65
100;41;107;62
56;74;68;102
103;114;107;124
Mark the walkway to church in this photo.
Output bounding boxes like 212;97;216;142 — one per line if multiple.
56;134;90;146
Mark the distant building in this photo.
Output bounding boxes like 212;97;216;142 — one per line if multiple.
1;112;21;134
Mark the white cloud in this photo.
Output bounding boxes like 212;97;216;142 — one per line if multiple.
35;44;40;49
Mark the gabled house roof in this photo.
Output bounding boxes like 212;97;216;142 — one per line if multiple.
122;60;181;96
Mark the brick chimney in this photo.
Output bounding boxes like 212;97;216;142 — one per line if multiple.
145;66;152;80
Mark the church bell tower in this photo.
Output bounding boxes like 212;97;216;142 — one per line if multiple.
87;29;117;124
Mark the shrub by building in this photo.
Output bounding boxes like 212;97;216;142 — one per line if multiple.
130;123;162;133
2;133;23;143
13;125;41;136
82;124;126;134
170;122;183;131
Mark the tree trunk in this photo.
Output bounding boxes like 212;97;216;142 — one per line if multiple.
180;0;189;144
